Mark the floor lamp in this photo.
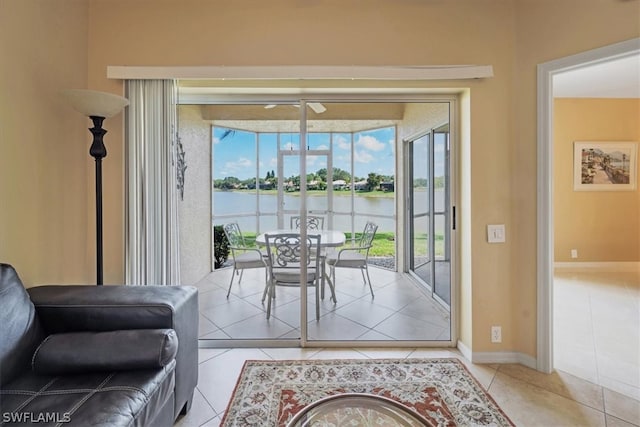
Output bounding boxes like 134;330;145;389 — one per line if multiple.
64;89;129;285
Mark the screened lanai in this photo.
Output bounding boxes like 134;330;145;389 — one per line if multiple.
177;96;455;347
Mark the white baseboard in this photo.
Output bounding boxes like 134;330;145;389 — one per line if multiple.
457;340;472;361
457;340;537;370
554;261;640;272
471;352;537;369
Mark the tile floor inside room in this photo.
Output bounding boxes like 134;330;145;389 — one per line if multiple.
176;347;640;426
554;269;640;402
178;266;640;426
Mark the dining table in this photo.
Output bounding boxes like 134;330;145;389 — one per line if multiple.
254;229;346;248
255;229;346;303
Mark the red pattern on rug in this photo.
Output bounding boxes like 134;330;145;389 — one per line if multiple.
221;358;514;427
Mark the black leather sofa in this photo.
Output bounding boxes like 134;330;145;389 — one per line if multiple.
0;263;198;427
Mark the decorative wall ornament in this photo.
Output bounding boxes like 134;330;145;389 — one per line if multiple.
176;137;187;200
573;141;637;191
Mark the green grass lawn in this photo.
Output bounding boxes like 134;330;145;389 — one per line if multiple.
241;231;443;258
241;231;394;256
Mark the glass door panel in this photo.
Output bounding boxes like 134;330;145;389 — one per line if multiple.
433;128;451;305
280;151;330;228
406;118;452;316
410;134;432;287
281;154;302;223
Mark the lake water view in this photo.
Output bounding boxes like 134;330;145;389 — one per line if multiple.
213;190;446;235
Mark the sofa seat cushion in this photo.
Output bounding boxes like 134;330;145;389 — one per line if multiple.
0;360;175;427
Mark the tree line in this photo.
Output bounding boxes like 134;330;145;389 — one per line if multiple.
214;167;394;192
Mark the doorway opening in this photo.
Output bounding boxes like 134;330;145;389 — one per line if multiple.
537;38;639;381
180;96;457;347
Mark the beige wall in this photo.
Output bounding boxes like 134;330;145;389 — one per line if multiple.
554;98;640;263
512;0;639;357
89;0;518;355
2;0;638;357
0;0;90;286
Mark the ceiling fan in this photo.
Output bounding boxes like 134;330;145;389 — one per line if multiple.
264;102;327;114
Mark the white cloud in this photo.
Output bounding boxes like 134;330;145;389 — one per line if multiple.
213;136;221;144
356;135;385;152
223;157;253;174
316;144;329;150
388;138;395;153
354;150;374;164
335;135;351;150
283;142;298;151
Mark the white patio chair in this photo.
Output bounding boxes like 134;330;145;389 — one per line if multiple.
325;221;378;298
263;233;323;320
290;215;325;230
222;222;268;298
290;215;331;300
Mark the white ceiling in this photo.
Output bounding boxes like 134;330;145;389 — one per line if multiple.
553;53;640;98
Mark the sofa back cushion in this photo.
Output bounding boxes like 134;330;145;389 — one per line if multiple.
32;329;178;375
0;264;44;386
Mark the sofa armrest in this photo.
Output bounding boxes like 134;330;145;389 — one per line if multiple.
27;285;198;421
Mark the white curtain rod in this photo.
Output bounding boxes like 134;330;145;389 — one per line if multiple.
107;65;493;80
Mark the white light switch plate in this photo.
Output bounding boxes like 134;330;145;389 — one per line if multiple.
487;224;506;243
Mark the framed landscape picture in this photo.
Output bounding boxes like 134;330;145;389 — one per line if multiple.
574;142;638;191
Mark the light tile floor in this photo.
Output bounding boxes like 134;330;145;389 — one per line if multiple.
175;347;640;426
554;270;640;402
181;267;640;426
196;266;451;342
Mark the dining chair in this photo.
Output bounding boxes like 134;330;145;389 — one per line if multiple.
290;215;330;299
263;233;323;320
290;215;325;230
325;221;378;298
222;222;268;298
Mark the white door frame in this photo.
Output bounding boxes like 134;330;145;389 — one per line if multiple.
536;37;640;373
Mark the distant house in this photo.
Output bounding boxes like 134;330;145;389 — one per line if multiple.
380;182;394;192
332;179;347;190
247;182;274;190
353;180;368;191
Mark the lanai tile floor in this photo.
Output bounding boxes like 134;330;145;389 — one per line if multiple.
195;265;451;342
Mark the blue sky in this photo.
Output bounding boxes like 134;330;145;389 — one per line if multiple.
213;127;396;181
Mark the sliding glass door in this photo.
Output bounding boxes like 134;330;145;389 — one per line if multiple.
406;122;452;309
205;98;454;345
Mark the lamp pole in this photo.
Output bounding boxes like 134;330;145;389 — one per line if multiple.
88;116;107;285
63;89;129;285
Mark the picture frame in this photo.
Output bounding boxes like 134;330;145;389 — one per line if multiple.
574;142;637;191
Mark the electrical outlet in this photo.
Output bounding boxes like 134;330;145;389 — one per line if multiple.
571;249;578;259
491;326;502;343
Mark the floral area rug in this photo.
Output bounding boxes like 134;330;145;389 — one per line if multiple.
220;358;514;426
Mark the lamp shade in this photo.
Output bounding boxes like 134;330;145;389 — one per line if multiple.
63;89;129;118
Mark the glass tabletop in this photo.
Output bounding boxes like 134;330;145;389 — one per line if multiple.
286;393;433;427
